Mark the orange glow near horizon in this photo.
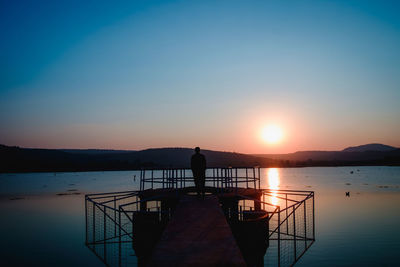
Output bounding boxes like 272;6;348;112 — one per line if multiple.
267;168;280;206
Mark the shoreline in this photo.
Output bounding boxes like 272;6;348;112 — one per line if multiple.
1;163;400;175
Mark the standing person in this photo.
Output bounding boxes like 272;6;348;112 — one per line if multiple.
191;147;206;199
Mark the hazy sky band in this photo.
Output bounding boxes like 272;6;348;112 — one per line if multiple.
1;0;399;153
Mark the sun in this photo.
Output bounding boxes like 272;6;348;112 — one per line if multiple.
262;125;283;144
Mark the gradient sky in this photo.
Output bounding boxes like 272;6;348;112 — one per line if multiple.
1;0;399;153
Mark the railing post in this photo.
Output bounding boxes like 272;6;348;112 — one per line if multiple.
162;170;165;189
293;205;297;261
104;205;107;263
224;168;227;189
220;168;223;191
246;168;248;188
312;192;315;240
170;169;172;189
231;168;234;188
85;197;88;244
180;169;183;189
226;168;228;188
235;168;238;194
253;168;256;189
139;170;142;191
278;207;281;267
173;169;175;188
226;168;229;189
216;168;219;191
143;170;146;191
223;168;225;189
118;209;122;267
230;168;233;188
304;200;307;248
213;168;215;188
222;168;224;189
114;196;117;236
166;169;169;188
176;169;178;189
92;202;96;247
286;193;289;234
169;169;171;188
151;170;154;189
140;170;143;191
222;168;224;190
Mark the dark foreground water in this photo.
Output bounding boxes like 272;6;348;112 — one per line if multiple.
0;167;399;266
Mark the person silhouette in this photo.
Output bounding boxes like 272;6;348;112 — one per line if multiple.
191;147;206;199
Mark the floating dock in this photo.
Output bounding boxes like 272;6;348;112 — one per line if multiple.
85;167;315;267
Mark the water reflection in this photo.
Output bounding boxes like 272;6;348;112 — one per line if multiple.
267;168;280;206
0;167;397;266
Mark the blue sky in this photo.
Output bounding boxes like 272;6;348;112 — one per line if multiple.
1;0;399;153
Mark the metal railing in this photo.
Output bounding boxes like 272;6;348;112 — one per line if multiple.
139;167;261;191
219;188;315;266
85;168;315;267
85;191;140;266
260;189;315;266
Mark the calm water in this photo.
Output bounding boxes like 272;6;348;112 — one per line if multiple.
0;167;399;266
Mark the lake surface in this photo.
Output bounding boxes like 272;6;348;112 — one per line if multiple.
1;166;399;266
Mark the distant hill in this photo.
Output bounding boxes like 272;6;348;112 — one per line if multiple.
256;150;400;162
342;143;397;152
59;149;135;155
1;143;399;173
254;143;400;163
0;145;274;173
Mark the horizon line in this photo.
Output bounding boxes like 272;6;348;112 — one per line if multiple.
2;143;399;155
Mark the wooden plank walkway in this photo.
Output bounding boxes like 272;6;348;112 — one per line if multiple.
147;195;246;267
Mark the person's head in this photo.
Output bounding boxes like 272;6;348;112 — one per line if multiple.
195;147;200;153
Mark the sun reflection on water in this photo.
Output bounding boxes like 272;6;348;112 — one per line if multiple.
267;168;280;206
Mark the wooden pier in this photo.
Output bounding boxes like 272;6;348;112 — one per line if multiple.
85;168;316;267
147;195;247;267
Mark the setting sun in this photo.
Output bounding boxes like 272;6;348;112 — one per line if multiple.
262;125;283;144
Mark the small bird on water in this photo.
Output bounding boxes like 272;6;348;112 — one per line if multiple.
345;192;350;197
